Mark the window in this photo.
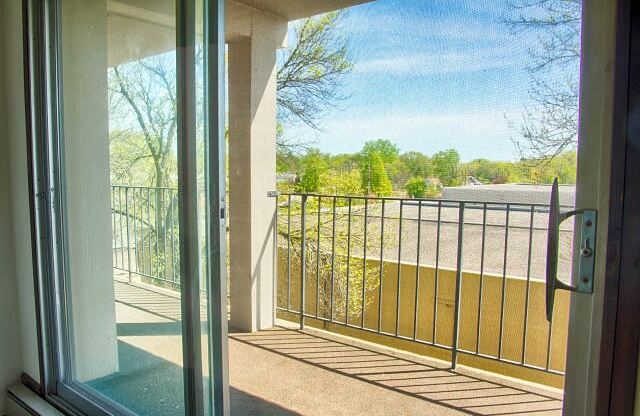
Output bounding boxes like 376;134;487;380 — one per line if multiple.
25;0;227;414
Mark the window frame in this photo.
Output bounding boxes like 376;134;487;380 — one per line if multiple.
22;0;229;414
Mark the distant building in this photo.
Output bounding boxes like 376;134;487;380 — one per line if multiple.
276;173;298;184
441;183;575;206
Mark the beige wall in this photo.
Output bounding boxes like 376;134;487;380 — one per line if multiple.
277;248;569;388
0;0;38;413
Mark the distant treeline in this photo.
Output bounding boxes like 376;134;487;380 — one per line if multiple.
277;139;576;197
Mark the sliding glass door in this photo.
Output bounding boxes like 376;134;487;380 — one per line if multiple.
25;0;228;414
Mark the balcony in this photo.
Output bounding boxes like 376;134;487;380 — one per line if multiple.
109;185;571;415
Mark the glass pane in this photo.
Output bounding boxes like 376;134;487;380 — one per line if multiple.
58;1;194;414
195;1;213;414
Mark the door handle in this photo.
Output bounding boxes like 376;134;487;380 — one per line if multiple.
546;178;597;321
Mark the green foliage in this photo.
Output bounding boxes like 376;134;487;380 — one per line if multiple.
321;169;362;196
405;176;427;198
462;159;520;184
297;150;327;192
401;151;431;178
360;139;400;164
360;152;392;196
276;147;576;198
461;151;577;185
277;198;388;319
432;149;461;186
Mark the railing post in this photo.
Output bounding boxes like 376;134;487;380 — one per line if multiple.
300;195;308;330
125;187;132;283
451;201;465;370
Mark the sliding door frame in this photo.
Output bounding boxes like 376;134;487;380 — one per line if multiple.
22;0;229;414
204;0;230;414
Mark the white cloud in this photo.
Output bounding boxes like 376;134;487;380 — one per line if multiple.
354;48;517;76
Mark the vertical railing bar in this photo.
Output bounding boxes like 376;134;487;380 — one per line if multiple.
132;187;138;275
412;199;422;341
175;189;180;283
138;188;144;275
377;199;385;333
451;202;465;369
316;196;321;318
287;194;292;310
300;195;308;329
170;190;176;283
395;200;404;336
432;201;442;344
161;189;167;281
111;187;117;269
345;198;352;325
154;188;160;278
119;187;125;269
498;204;511;360
361;198;368;329
475;203;487;355
330;196;337;321
274;195;279;322
147;187;152;277
521;205;535;364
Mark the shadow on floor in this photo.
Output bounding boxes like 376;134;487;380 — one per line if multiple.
89;340;302;416
111;281;562;415
230;327;563;416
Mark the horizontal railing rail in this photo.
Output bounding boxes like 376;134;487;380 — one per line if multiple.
275;192;574;377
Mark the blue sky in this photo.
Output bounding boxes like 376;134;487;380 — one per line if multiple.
281;0;580;162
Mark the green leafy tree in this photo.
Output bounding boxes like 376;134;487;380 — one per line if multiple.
360;139;400;164
297;150;327;192
360;139;400;190
405;176;427;198
361;152;392;196
393;151;431;189
321;170;362;196
432;149;461;186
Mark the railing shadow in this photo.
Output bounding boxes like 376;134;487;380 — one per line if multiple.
113;279;562;415
230;327;563;416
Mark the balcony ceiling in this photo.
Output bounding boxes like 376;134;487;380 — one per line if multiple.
107;0;373;66
231;0;373;21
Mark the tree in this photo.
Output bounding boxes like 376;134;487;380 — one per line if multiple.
297;150;327;192
277;11;353;152
360;151;392;196
359;139;401;189
394;151;431;189
108;53;190;283
506;0;581;159
432;149;461;186
405;177;427;198
360;139;400;164
109;56;178;189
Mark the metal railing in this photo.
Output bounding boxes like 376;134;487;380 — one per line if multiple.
111;184;574;377
111;185;181;285
275;192;575;376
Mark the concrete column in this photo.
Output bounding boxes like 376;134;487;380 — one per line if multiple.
61;0;119;381
228;11;287;332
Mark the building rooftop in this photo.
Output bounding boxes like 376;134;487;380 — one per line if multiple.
442;184;575;206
